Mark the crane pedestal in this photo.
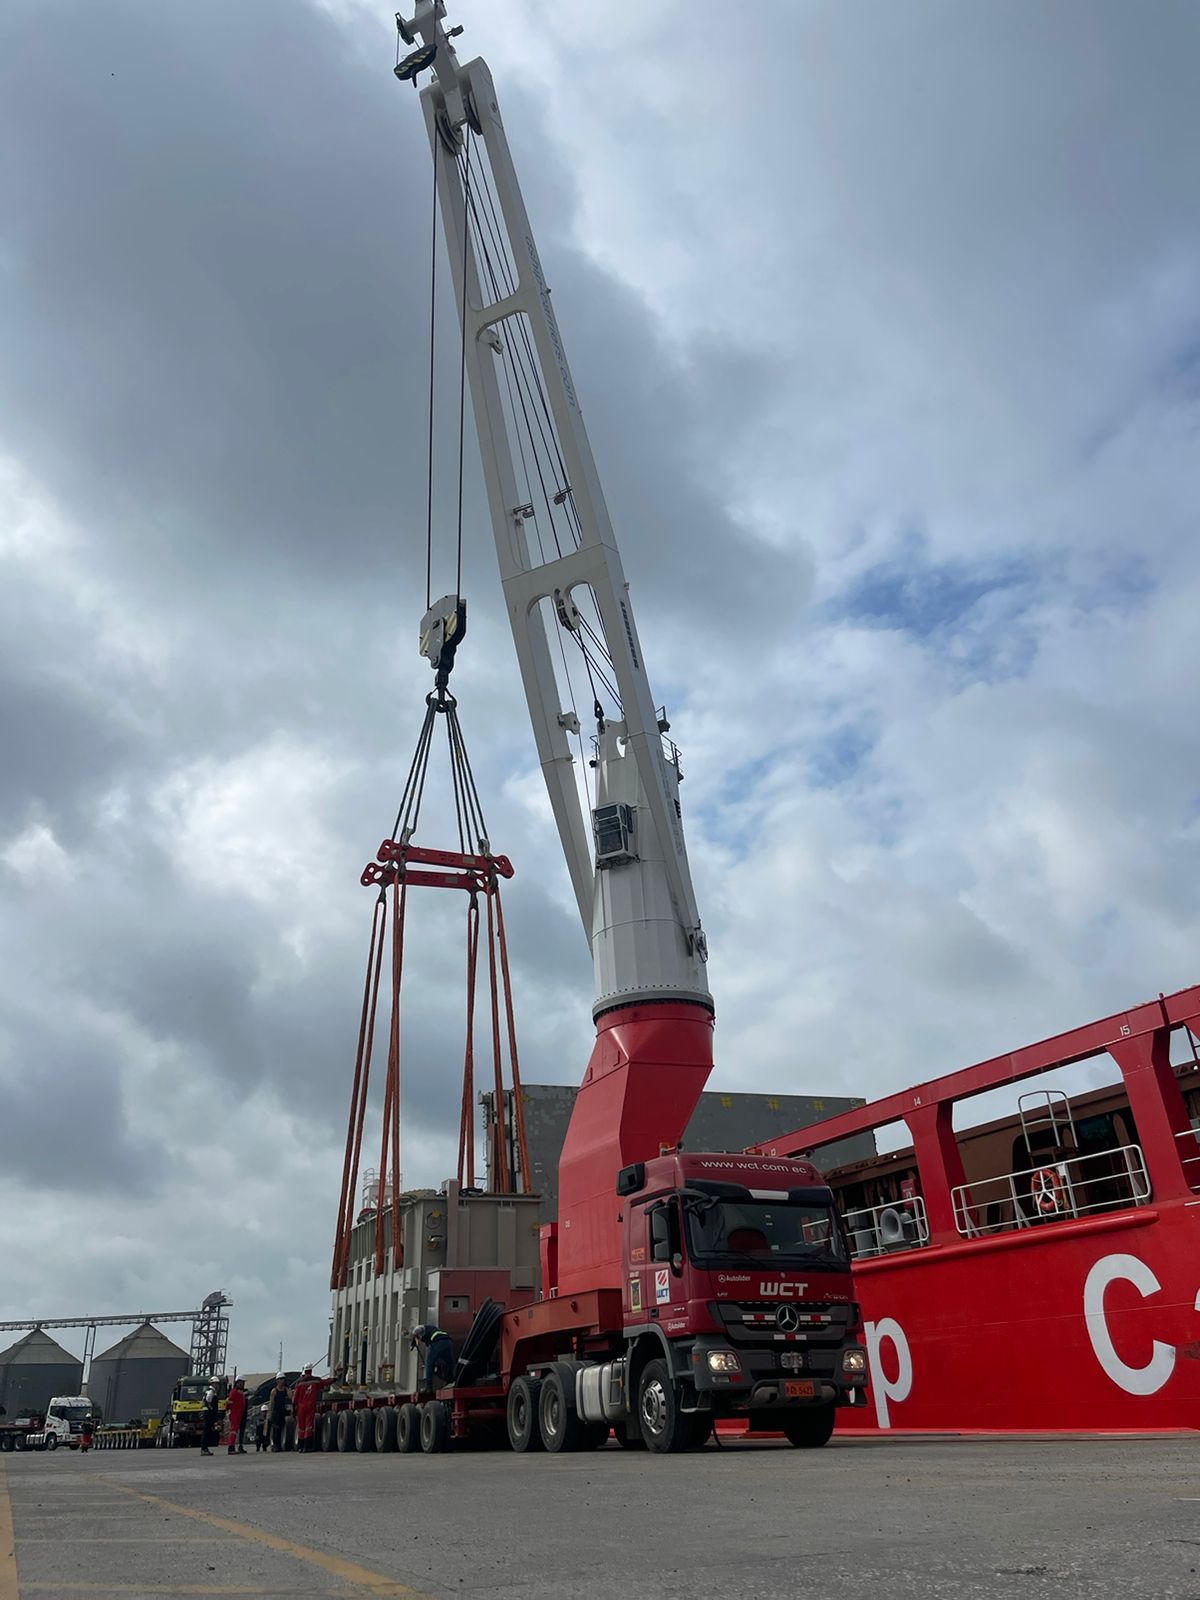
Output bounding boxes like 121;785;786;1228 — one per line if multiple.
545;1001;714;1298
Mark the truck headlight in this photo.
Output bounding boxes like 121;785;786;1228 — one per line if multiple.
707;1350;742;1374
842;1349;867;1375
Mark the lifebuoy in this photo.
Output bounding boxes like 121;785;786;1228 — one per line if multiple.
1031;1166;1062;1216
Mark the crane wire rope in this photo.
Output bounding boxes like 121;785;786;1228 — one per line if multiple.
460;140;622;741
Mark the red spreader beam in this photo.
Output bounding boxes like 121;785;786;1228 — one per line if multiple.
331;688;534;1286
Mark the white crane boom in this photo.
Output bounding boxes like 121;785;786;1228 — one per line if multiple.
402;1;710;1018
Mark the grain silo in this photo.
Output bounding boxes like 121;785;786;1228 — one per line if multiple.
88;1322;189;1424
0;1329;83;1416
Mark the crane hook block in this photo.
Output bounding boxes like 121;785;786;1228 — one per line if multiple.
420;594;467;682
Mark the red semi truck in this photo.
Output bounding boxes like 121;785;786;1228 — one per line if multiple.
316;1149;866;1455
313;3;870;1457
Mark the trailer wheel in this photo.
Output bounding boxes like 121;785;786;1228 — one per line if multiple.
636;1359;692;1454
538;1364;582;1453
419;1401;450;1455
396;1403;421;1453
506;1376;543;1453
780;1405;835;1449
354;1409;376;1453
375;1406;397;1453
336;1410;355;1453
318;1412;336;1452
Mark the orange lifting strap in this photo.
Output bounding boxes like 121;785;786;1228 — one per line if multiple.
330;678;532;1292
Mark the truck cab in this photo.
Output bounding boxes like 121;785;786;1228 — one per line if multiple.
613;1152;868;1445
159;1375;227;1448
43;1396;96;1449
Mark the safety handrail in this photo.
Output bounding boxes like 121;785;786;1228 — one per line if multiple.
951;1142;1150;1238
1175;1126;1200;1192
843;1195;930;1260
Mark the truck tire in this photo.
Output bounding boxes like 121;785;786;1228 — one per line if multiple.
781;1405;835;1449
336;1410;355;1453
506;1376;543;1453
538;1364;582;1453
686;1412;713;1448
396;1403;421;1453
354;1410;376;1452
375;1406;397;1453
419;1401;450;1454
319;1411;337;1452
0;1436;12;1454
44;1434;57;1452
636;1359;692;1454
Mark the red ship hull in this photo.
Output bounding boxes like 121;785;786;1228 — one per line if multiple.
750;982;1200;1435
843;1198;1200;1432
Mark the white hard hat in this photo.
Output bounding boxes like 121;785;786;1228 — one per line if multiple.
276;1371;286;1380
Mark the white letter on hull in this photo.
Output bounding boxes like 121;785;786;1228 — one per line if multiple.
865;1317;912;1429
1083;1253;1175;1397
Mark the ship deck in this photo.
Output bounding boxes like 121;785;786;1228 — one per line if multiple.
2;1433;1196;1599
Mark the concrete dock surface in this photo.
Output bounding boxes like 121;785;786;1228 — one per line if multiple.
1;1434;1196;1600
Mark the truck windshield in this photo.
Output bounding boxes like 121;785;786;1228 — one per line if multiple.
684;1198;848;1268
49;1405;91;1421
177;1383;206;1401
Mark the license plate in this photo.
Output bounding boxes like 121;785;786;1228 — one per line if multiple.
784;1380;816;1399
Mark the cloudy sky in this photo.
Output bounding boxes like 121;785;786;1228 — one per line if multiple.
2;0;1197;1371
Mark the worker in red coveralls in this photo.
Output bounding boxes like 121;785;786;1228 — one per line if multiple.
225;1378;248;1455
291;1364;340;1452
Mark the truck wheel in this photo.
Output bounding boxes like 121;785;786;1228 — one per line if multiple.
336;1410;355;1453
0;1436;12;1454
686;1412;713;1448
319;1412;336;1452
637;1359;692;1454
44;1434;57;1452
375;1406;397;1453
354;1410;376;1452
781;1405;835;1449
396;1403;422;1453
419;1401;450;1454
506;1376;544;1453
538;1365;582;1453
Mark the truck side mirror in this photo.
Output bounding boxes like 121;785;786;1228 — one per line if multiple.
671;1251;683;1274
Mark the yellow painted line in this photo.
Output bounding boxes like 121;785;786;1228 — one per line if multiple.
107;1484;434;1598
19;1536;235;1543
0;1462;18;1600
22;1587;352;1596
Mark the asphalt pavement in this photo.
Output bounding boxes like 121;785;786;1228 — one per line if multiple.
1;1433;1196;1600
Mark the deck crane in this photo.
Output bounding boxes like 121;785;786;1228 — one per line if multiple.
387;0;868;1454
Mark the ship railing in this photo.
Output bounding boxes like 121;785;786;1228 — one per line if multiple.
1175;1126;1200;1192
951;1143;1151;1238
844;1195;930;1260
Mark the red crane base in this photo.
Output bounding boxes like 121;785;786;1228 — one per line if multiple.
547;1000;714;1298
